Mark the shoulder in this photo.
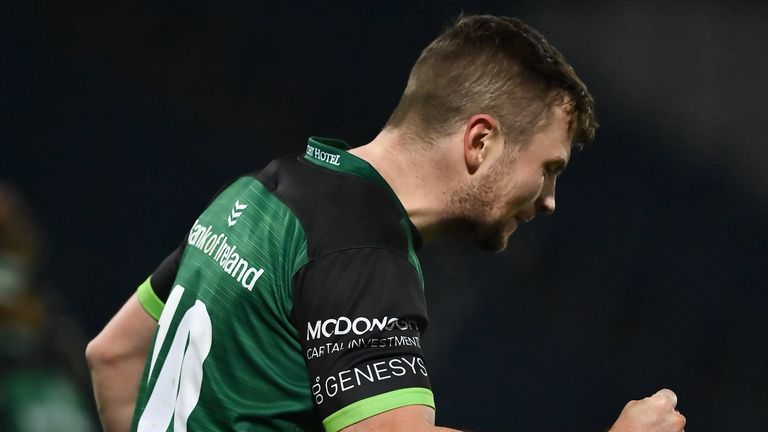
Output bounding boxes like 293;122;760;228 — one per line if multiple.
253;156;411;260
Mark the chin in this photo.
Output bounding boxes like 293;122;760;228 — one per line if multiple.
444;216;513;252
477;235;509;253
461;224;511;253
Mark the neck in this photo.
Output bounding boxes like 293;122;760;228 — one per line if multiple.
349;127;461;243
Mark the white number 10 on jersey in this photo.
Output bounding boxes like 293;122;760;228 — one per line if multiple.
137;285;212;431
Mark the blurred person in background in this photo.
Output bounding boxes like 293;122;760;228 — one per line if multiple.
0;182;97;432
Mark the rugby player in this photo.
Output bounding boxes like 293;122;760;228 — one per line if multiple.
86;15;686;432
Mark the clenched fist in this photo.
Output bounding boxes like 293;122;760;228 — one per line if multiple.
609;389;686;432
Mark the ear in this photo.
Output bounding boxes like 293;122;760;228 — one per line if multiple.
463;114;499;174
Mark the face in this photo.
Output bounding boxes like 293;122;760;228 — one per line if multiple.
450;105;573;251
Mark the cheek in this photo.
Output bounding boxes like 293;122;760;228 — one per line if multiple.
527;177;546;201
507;175;544;208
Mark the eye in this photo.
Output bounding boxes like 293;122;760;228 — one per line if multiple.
544;163;563;177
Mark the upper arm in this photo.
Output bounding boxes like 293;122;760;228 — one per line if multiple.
292;248;435;431
86;293;157;366
340;405;436;431
87;242;185;364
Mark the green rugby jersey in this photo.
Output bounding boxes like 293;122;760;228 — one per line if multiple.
131;137;434;431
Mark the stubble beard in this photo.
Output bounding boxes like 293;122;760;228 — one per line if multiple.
446;164;512;252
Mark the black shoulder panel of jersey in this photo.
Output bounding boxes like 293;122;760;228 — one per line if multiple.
149;241;185;301
255;154;432;424
254;155;411;260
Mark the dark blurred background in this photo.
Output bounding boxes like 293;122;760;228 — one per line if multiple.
2;1;767;430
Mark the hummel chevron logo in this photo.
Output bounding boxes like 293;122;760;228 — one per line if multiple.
227;200;248;227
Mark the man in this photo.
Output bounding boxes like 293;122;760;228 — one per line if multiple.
86;15;686;432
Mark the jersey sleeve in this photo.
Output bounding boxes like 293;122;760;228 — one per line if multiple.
135;177;240;319
291;247;434;432
135;243;185;320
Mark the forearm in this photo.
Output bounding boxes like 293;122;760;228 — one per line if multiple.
86;294;157;432
86;344;146;432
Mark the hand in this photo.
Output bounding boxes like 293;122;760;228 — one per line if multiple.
609;389;686;432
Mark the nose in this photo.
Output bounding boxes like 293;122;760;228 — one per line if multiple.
536;178;556;216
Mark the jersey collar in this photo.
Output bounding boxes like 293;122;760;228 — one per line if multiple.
303;136;422;249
